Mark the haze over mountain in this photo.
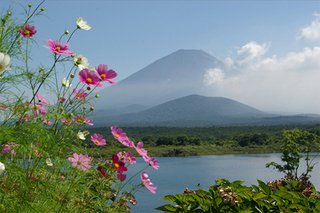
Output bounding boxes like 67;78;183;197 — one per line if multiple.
94;49;238;110
92;94;320;127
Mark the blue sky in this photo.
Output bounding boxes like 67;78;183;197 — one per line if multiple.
1;1;320;114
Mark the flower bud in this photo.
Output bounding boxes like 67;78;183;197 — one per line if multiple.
70;113;74;117
95;94;99;98
70;101;73;105
87;86;91;90
7;12;11;16
65;30;69;35
70;74;75;78
40;7;45;11
28;4;32;7
84;112;87;115
83;106;86;110
17;41;21;44
90;107;94;111
60;106;64;110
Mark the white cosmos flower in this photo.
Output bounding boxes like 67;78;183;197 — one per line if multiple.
77;130;89;140
46;158;53;166
0;162;5;174
62;77;72;87
76;16;91;30
0;52;11;75
73;53;89;71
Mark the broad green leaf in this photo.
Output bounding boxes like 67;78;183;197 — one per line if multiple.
257;180;271;195
154;204;181;212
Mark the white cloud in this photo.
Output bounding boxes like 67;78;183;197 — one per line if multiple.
203;68;225;86
234;41;269;69
205;41;320;114
296;13;320;40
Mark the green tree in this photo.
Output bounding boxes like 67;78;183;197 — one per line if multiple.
266;129;319;179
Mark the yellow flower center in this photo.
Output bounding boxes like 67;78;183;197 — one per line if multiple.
101;74;106;79
139;150;142;153
76;58;82;64
86;78;92;83
95;140;99;144
77;94;81;98
24;30;30;35
55;47;60;51
35;149;38;154
127;157;131;161
114;163;119;168
115;134;119;138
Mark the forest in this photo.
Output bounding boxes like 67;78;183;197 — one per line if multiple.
84;124;320;157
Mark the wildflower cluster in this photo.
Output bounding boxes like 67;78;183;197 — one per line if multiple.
0;2;158;212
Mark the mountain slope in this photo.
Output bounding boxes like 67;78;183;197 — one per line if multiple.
92;94;270;126
94;49;236;109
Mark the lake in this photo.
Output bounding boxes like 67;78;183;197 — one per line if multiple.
124;153;320;213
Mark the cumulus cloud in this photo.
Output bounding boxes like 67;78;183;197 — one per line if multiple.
233;41;269;69
296;13;320;40
203;68;225;86
204;41;320;114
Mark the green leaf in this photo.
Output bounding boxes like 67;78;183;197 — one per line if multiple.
154;204;181;212
253;193;268;200
257;180;272;195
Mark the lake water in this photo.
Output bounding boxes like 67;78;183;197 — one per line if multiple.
124;153;320;213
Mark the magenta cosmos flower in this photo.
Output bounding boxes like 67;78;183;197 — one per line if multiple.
91;134;106;146
43;39;74;55
124;152;136;164
36;93;49;104
79;69;102;87
146;156;159;170
111;125;128;143
72;88;87;100
68;153;92;171
96;64;117;84
112;154;127;173
141;171;157;194
2;142;19;157
19;25;37;37
97;167;109;178
135;142;148;158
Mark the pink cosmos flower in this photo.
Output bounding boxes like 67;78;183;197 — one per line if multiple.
72;88;87;100
43;119;52;125
59;97;66;103
146;156;159;170
124;152;136;164
43;39;74;55
2;142;19;157
116;173;126;180
0;103;7;110
97;167;108;178
19;25;37;37
19;113;31;122
141;171;157;194
96;64;117;84
68;153;92;171
122;139;135;148
29;103;47;117
83;117;93;126
79;69;102;87
135;142;148;158
91;134;106;146
111;126;128;143
112;154;127;173
60;118;73;125
36;93;49;104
